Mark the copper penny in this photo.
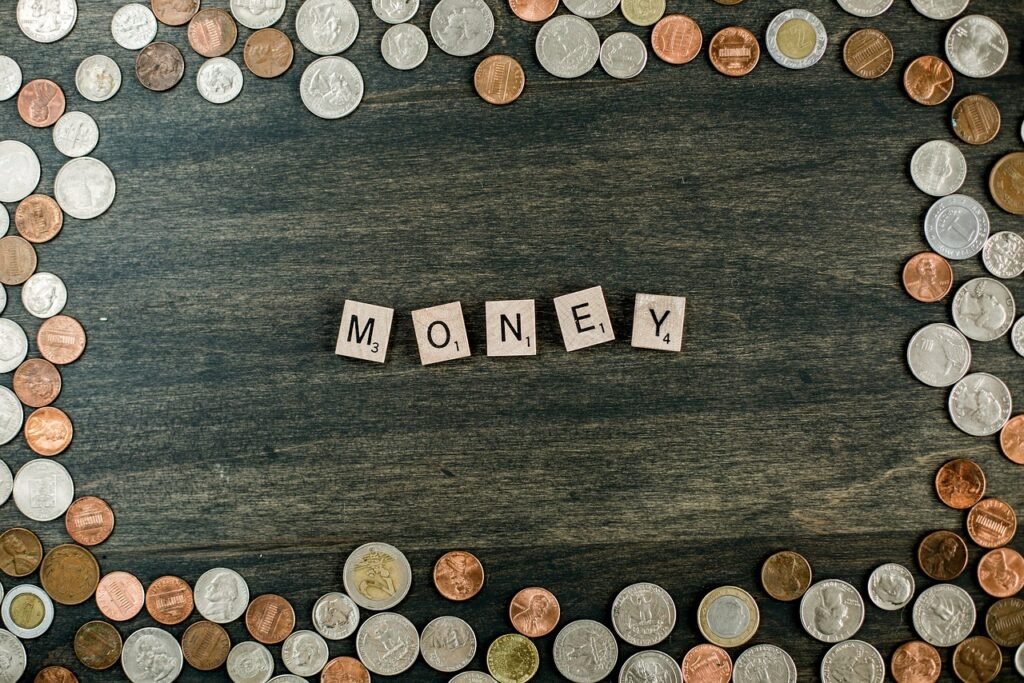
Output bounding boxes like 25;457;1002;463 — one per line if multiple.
708;27;759;77
760;550;812;601
0;235;38;285
245;593;295;644
474;55;525;106
508;0;556;21
188;8;237;58
651;14;703;65
15;195;63;244
38;315;87;365
681;643;732;683
74;620;122;671
843;28;893;80
145;575;194;625
978;547;1024;598
968;498;1017;548
904;56;954;106
935;458;986;509
986;597;1024;647
40;543;100;605
952;95;1001;146
14;358;62;408
903;252;953;303
1000;415;1024;464
152;0;199;25
95;571;145;621
244;29;294;79
952;636;1001;683
714;0;743;4
65;496;115;547
321;656;371;683
136;42;186;92
34;666;78;683
509;586;559;637
25;406;73;456
989;152;1024;216
17;79;65;128
182;620;231;671
891;640;942;683
0;527;43;577
433;550;485;601
917;530;968;580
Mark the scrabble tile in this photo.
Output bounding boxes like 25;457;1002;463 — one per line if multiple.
335;300;394;363
411;301;471;365
485;300;537;356
553;286;615;352
631;293;686;352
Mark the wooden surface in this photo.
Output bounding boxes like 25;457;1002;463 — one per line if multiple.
1;0;1023;680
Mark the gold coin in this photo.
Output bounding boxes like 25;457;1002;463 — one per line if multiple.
698;586;760;648
40;543;101;605
621;0;665;27
776;18;815;60
10;592;45;629
761;550;812;601
486;633;539;683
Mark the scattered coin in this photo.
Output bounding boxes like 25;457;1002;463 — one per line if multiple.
952;94;1000;145
15;460;74;522
245;594;295;644
145;575;193;625
419;615;476;672
0;319;27;372
23;273;68;319
343;542;412;610
182;620;231;671
40;543;97;605
843;28;893;79
194;567;249;624
935;458;985;509
356;612;419;676
600;33;648;80
0;463;11;507
986;598;1024;647
65;496;115;546
0;528;42;577
952;636;1002;682
1000;414;1024;463
111;4;157;49
188;8;237;58
300;56;364;119
197;58;244;104
911;0;968;21
977;547;1024;598
951;277;1013;342
15;195;62;245
910;140;966;197
732;644;796;683
761;550;812;601
903;252;953;303
709;27;759;77
618;651;681;683
381;23;428;71
25;406;73;456
152;0;198;25
450;673;498;683
699;585;759;647
0;140;41;203
509;586;559;638
836;0;892;17
486;633;538;683
765;9;827;70
0;207;7;235
681;644;731;683
918;530;969;580
297;0;359;56
913;583;975;647
135;41;185;91
799;580;863;643
621;0;664;27
434;550;485;601
226;641;275;683
562;0;616;18
0;57;23;101
0;236;36;286
982;232;1024;279
74;620;122;670
373;0;418;23
321;656;371;683
821;640;884;683
244;28;294;78
508;0;557;22
1018;644;1024;677
230;0;286;29
54;156;116;220
968;497;1016;547
17;79;65;128
16;0;77;43
38;315;88;365
75;55;121;103
989;152;1024;216
891;640;941;683
949;372;1012;436
0;387;24;447
945;15;1008;79
281;630;328;677
904;56;954;106
312;592;359;640
34;666;77;683
0;629;26;681
552;619;617;683
536;16;599;79
924;193;989;260
651;15;702;65
867;563;915;610
474;55;525;103
430;0;494;57
95;571;144;621
121;627;183;683
610;582;675;646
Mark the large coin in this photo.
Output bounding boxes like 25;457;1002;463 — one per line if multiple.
911;0;968;20
949;372;1011;436
226;641;274;683
563;0;618;19
951;277;1014;342
0;141;41;203
799;579;865;643
552;620;617;683
122;627;183;683
196;58;244;104
610;582;675;646
617;651;680;683
697;586;759;648
765;9;827;70
910;140;966;197
867;563;915;611
907;323;970;387
54;157;116;220
75;55;121;103
430;0;493;57
0;629;26;683
924;194;989;260
381;24;428;71
0;320;28;373
40;544;98;605
733;644;797;683
296;0;359;55
487;634;538;683
536;15;599;79
990;153;1024;216
821;640;884;683
836;0;892;17
373;0;418;23
0;387;23;447
599;33;647;80
913;584;975;647
945;15;1008;78
300;57;363;119
343;542;411;610
14;459;73;522
356;612;419;676
194;567;250;623
17;0;77;43
312;592;359;640
230;0;286;29
982;232;1024;278
420;616;476;672
23;272;67;319
0;58;23;101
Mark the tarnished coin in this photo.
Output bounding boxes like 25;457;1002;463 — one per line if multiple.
152;0;198;25
322;657;371;683
0;462;11;507
617;651;681;683
373;0;418;23
621;0;663;27
843;28;892;79
0;236;36;286
122;627;183;683
313;592;359;640
536;15;599;79
40;544;97;605
65;496;115;546
0;528;42;577
53;112;99;158
552;620;617;683
421;616;476;672
197;58;244;104
74;620;122;670
25;406;73;456
96;571;145;621
14;459;73;522
35;666;77;683
903;252;953;303
0;629;26;682
430;0;494;57
709;27;759;77
977;548;1024;598
300;56;363;119
952;277;1013;341
508;0;557;22
38;315;87;365
761;550;812;601
986;598;1024;646
910;140;966;197
799;579;864;643
0;319;27;372
188;8;238;57
54;157;116;220
381;24;429;70
952;94;1000;145
681;644;731;683
356;612;419;676
17;0;77;43
282;630;329;676
145;576;193;625
924;194;989;260
112;4;157;49
982;232;1024;279
766;9;827;70
510;587;559;637
451;673;497;683
1002;413;1024;461
245;594;295;644
868;563;915;610
0;141;41;203
935;458;985;509
907;323;970;388
343;542;411;611
487;634;538;683
244;29;293;78
651;15;701;65
953;636;1001;682
136;42;185;91
949;373;1011;436
297;0;359;55
562;0;617;18
698;586;759;648
945;15;1007;78
75;55;121;102
195;567;249;624
0;57;23;101
904;56;954;106
17;79;65;128
821;640;884;683
913;583;975;647
836;0;892;17
911;0;968;20
230;0;286;29
891;641;941;683
182;620;230;671
990;153;1024;216
0;387;23;447
227;641;274;683
600;33;647;80
733;645;796;683
23;272;67;318
434;550;485;601
610;582;675;646
918;530;968;580
968;497;1016;548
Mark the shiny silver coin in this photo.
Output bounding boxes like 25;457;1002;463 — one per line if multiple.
982;231;1024;279
610;582;675;647
0;319;28;373
22;272;67;319
312;592;359;640
227;641;274;683
1012;317;1024;357
268;677;305;683
906;323;971;387
14;459;73;521
230;0;286;29
54;156;116;220
111;3;158;50
450;673;498;683
599;32;647;80
948;372;1011;436
282;630;329;677
342;542;412;610
17;0;77;43
562;0;619;19
373;0;418;23
0;460;12;507
945;15;1008;78
0;141;41;204
430;0;493;57
53;112;99;158
0;57;22;102
300;56;364;119
836;0;892;17
122;627;183;683
799;579;865;643
194;567;250;623
75;55;121;102
421;615;477;673
766;9;828;70
197;58;244;104
910;140;966;197
0;287;4;315
536;15;599;79
297;0;359;55
911;0;968;20
1;584;53;639
867;563;915;611
0;208;7;235
0;387;23;447
381;23;429;70
924;193;989;261
820;640;884;683
0;629;26;683
356;612;419;676
553;619;618;683
913;583;975;647
618;651;681;683
733;644;797;683
1016;643;1023;677
952;277;1014;342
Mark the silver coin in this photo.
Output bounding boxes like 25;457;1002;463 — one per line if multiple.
600;33;647;80
948;372;1011;436
268;677;305;683
356;612;420;676
0;208;7;235
835;0;892;17
766;9;828;70
952;277;1014;342
1013;317;1024;357
421;615;477;673
536;15;600;79
1;584;53;639
924;194;989;261
911;0;968;20
913;583;975;647
1016;643;1023;677
122;627;183;683
300;56;364;119
75;55;121;103
867;563;914;611
733;644;797;683
312;592;359;640
0;141;41;204
430;0;494;57
0;387;23;447
945;15;1008;78
54;157;116;220
553;619;618;683
450;673;498;683
617;651;681;683
297;0;359;55
799;579;865;643
910;140;966;197
22;273;67;319
227;641;275;683
0;288;4;315
13;458;73;522
230;0;286;29
0;57;22;102
194;567;250;623
381;23;429;70
0;460;12;507
982;232;1024;279
373;0;418;24
342;542;412;610
610;582;675;647
562;0;618;19
197;58;244;104
53;112;100;158
0;320;27;374
17;0;77;43
0;629;26;683
111;3;158;50
282;630;329;677
820;640;884;683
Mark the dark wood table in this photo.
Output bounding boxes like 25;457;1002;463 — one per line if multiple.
1;0;1022;679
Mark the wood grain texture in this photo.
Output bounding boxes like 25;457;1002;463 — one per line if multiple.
1;0;1023;680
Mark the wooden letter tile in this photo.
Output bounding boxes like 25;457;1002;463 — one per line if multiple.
631;293;685;352
335;300;394;363
485;300;537;356
553;286;615;352
411;302;471;365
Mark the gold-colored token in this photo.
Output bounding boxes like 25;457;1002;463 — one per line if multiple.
487;633;539;683
776;19;815;60
40;544;101;605
698;586;760;648
10;592;45;629
0;527;43;577
761;550;813;601
621;0;665;26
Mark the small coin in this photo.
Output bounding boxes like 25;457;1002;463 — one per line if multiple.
562;0;617;19
312;592;359;640
356;612;419;676
281;630;328;677
953;636;1002;682
95;571;144;621
836;0;892;17
1000;414;1024;463
0;387;24;446
15;460;74;523
0;57;23;101
0;319;27;372
122;627;183;683
65;496;114;546
197;58;244;104
699;585;759;647
152;0;198;25
986;598;1024;647
621;0;663;26
381;23;428;70
40;543;97;605
75;55;121;103
982;232;1024;279
989;152;1024;216
188;8;238;57
297;0;359;55
343;542;412;610
111;4;157;50
977;548;1024;598
681;644;731;683
0;237;36;286
843;28;893;79
486;633;538;683
903;252;953;303
651;15;701;65
430;0;494;56
918;530;968;580
300;56;364;119
945;15;1008;79
34;666;77;683
766;9;827;70
0;528;42;577
617;651;681;683
952;95;1000;145
54;156;116;220
0;141;41;203
244;28;294;78
552;620;617;683
904;56;954;106
952;277;1013;342
924;194;989;260
194;567;249;624
17;0;77;43
321;656;370;683
17;79;65;128
53;111;99;158
610;582;675;646
245;594;295;644
910;140;966;197
935;458;985;509
373;0;418;23
600;33;647;80
913;583;975;647
821;640;884;683
508;0;557;21
950;373;1012;436
709;27;759;77
183;620;231;671
74;620;122;670
761;550;812;601
434;550;485;601
23;273;68;319
38;315;87;365
911;0;968;20
967;497;1016;548
536;15;599;79
136;41;185;91
145;575;193;625
226;641;274;683
0;462;11;506
799;580;863;643
891;641;941;683
420;616;476;672
474;55;526;103
867;563;915;610
25;406;73;456
509;586;559;637
733;645;796;683
230;0;286;29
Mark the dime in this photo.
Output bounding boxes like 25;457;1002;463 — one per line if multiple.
343;542;412;610
297;0;359;55
600;33;648;80
945;15;1008;78
188;8;238;58
903;252;953;303
322;657;371;683
952;636;1001;682
610;582;675;646
95;571;144;621
651;15;701;65
245;594;295;643
434;550;485;600
0;57;23;101
843;28;893;79
35;666;77;683
54;156;116;220
967;497;1016;547
300;56;364;119
122;627;183;683
420;616;476;672
977;548;1024;598
0;462;10;507
0;237;36;286
907;323;970;388
2;584;53;639
935;458;985;509
0;141;41;203
38;315;87;365
226;641;274;683
891;641;941;683
913;583;975;647
451;673;498;683
17;0;77;43
620;0;663;26
867;563;915;610
486;633;538;683
698;585;759;647
15;460;74;522
0;528;42;577
373;0;418;23
230;0;286;29
75;55;121;103
74;620;122;670
733;645;796;683
244;29;294;78
197;58;244;104
509;586;559;637
950;373;1011;436
152;0;198;25
25;406;73;456
136;42;185;91
430;0;494;57
799;580;863;642
381;24;429;71
0;387;23;447
983;232;1024;279
911;0;968;20
535;16;599;79
821;640;884;683
182;620;231;671
910;140;966;197
918;530;968;580
617;651;681;683
904;56;954;106
65;496;115;546
282;630;328;676
709;27;759;77
952;277;1013;341
761;550;812;601
952;95;1000;145
23;273;68;319
356;612;419;676
0;319;27;371
1001;414;1024;463
924;194;989;260
508;0;556;22
111;4;157;49
195;567;250;624
312;592;359;639
40;543;97;604
989;152;1024;216
53;111;99;158
836;0;892;17
552;619;617;683
17;79;65;128
986;598;1024;647
0;629;26;682
766;9;827;70
681;644;731;683
563;0;617;19
145;576;193;625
